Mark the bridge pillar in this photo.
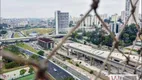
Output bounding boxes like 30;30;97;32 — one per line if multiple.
67;49;71;56
90;57;94;66
77;52;81;59
107;64;111;74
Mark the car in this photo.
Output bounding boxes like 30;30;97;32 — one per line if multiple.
53;68;57;72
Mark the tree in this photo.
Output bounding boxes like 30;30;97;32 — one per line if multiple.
37;50;44;56
120;24;138;46
0;31;7;34
84;41;87;45
4;61;23;69
90;70;94;74
8;45;20;54
71;32;78;39
82;30;87;36
76;34;83;40
30;54;39;61
28;67;34;74
20;69;26;75
102;35;113;47
76;63;79;67
64;77;74;80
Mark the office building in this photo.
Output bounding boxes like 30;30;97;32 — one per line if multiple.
55;11;69;34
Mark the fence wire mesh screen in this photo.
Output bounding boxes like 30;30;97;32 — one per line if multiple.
0;0;142;80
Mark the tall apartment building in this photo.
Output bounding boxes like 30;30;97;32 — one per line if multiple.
55;11;69;34
93;14;108;27
121;11;126;23
125;0;139;24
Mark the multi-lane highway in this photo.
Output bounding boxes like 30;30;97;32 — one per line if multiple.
18;47;79;80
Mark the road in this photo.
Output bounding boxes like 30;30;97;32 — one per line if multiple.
48;62;74;80
18;47;79;80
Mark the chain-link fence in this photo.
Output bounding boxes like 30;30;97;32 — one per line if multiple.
0;0;142;80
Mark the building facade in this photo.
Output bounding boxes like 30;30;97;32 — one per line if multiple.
55;11;69;34
38;38;54;50
125;0;140;24
121;11;126;23
109;22;122;35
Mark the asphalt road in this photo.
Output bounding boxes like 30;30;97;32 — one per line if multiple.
48;62;73;80
18;47;76;80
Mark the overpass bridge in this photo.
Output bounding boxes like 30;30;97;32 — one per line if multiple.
0;34;66;43
64;43;142;75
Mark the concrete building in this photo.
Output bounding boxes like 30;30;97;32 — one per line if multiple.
55;11;69;34
109;14;122;35
103;14;122;35
93;14;108;27
109;21;123;35
78;14;107;32
125;0;140;24
38;38;54;50
121;11;126;23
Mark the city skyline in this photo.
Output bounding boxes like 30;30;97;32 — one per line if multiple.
1;0;141;18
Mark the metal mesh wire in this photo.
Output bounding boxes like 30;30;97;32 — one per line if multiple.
0;0;142;80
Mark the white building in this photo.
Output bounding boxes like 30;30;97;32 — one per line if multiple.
125;0;140;24
110;14;123;35
121;11;126;23
79;14;107;31
109;22;123;35
55;11;69;34
93;14;108;27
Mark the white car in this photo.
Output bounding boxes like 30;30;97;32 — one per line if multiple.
53;68;57;72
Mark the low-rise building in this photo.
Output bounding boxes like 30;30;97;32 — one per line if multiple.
38;38;54;49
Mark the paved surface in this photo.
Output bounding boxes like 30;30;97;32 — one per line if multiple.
18;47;77;80
48;61;73;80
0;67;30;80
52;56;102;80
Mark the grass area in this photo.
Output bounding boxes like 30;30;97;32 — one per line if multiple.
1;48;27;74
14;32;20;38
16;43;38;53
22;28;54;36
0;66;28;74
16;73;55;80
16;74;35;80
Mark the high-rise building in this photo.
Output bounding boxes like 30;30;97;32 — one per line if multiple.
93;14;107;27
55;11;69;34
121;11;126;23
125;0;139;24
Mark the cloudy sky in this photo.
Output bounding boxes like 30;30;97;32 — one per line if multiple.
1;0;141;18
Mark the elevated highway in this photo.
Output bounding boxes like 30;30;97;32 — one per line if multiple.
0;34;66;43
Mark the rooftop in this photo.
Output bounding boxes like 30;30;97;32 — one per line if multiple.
38;38;53;43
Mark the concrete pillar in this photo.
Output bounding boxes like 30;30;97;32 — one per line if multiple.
67;49;71;56
77;52;80;59
107;64;111;74
90;57;94;66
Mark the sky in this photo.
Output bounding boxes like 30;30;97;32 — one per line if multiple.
1;0;141;18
